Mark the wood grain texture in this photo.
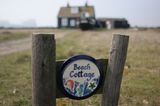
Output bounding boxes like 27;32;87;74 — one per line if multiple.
32;33;56;106
102;34;129;106
31;33;128;106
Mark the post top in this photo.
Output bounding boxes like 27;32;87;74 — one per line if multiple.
114;34;129;38
33;33;55;35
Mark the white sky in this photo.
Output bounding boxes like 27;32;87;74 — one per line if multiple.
0;0;160;27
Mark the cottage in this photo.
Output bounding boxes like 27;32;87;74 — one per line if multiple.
57;3;95;28
97;18;130;29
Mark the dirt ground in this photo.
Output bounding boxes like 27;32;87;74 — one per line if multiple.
0;28;160;56
0;37;31;55
0;29;68;55
0;28;160;106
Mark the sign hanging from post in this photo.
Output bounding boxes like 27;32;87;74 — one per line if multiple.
60;55;102;99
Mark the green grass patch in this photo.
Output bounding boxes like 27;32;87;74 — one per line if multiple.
0;31;29;43
0;29;160;106
0;51;31;106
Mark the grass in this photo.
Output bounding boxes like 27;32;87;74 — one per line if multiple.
0;29;160;106
0;28;72;42
0;31;29;43
0;51;31;106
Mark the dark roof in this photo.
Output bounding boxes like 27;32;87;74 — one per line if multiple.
97;18;127;21
58;6;95;18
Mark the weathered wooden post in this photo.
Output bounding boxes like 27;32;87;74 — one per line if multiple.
102;34;129;106
32;33;56;106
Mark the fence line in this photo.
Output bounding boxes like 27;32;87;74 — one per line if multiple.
32;33;129;106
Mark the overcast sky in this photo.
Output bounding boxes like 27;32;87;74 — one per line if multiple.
0;0;160;27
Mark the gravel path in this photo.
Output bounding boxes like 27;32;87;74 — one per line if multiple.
0;37;31;55
0;34;64;56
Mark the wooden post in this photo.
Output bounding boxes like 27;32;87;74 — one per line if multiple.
32;33;56;106
102;34;129;106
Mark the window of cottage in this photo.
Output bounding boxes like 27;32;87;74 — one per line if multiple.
70;19;76;27
61;18;68;27
71;7;79;14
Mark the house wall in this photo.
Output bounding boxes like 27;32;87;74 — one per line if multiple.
58;18;69;28
68;18;80;28
97;19;130;29
114;20;130;28
58;17;80;28
105;19;129;29
58;18;61;28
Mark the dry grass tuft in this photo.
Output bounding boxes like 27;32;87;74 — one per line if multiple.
0;29;160;106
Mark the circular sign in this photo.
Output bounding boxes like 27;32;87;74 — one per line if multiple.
60;55;102;99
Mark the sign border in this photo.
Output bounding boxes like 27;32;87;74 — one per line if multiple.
59;54;102;100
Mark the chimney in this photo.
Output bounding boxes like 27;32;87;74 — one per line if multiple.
67;2;70;7
85;1;88;7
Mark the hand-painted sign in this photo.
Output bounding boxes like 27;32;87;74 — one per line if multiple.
61;55;101;99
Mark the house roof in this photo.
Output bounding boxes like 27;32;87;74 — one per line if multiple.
97;18;127;22
58;5;95;18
